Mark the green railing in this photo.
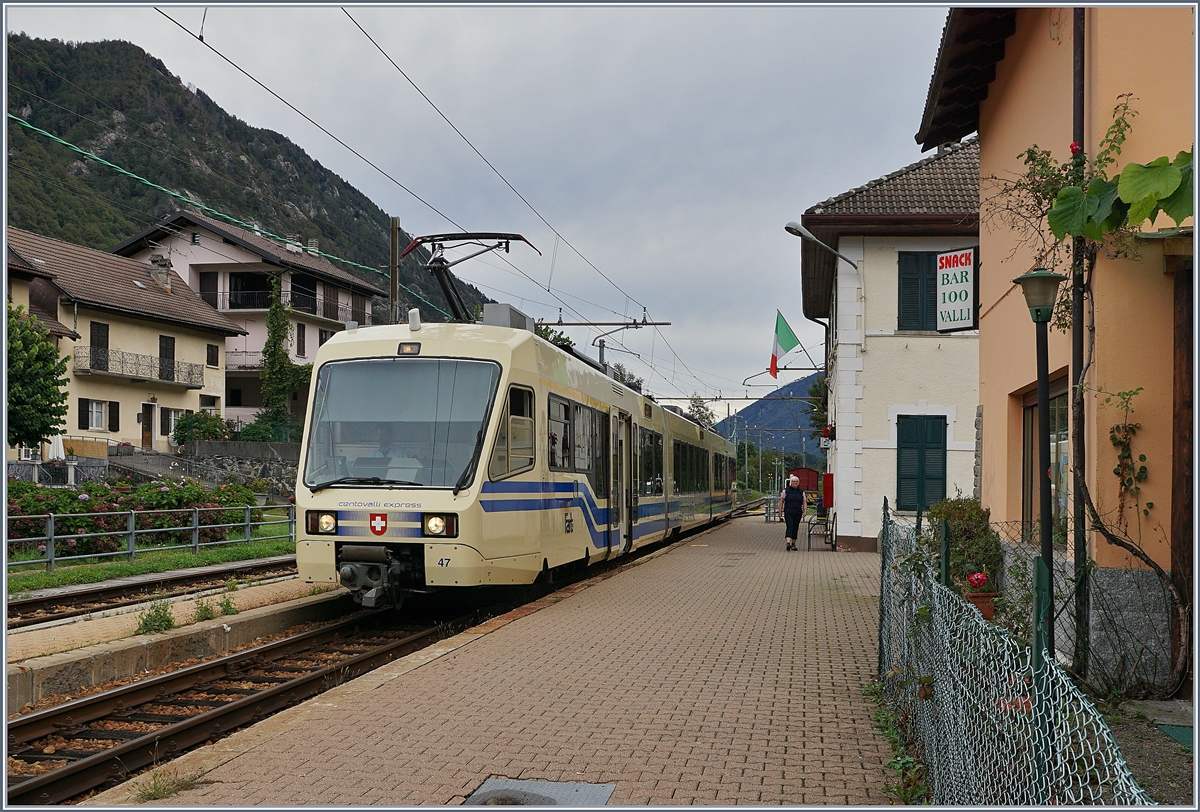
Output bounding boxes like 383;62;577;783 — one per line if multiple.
878;499;1153;805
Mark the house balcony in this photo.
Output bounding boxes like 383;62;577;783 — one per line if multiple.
226;350;264;370
202;290;374;325
73;347;205;388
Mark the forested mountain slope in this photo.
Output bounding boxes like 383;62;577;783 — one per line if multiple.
6;33;488;316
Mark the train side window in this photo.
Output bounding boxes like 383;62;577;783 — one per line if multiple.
489;386;535;479
573;404;593;472
549;396;572;471
593;411;609;498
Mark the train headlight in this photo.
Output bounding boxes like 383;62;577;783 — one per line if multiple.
306;510;338;535
422;513;458;537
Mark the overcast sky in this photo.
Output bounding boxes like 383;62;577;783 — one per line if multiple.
6;4;951;416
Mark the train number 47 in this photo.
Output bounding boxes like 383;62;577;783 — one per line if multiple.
437;558;451;567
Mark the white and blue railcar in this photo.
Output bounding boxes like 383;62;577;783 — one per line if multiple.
296;317;736;608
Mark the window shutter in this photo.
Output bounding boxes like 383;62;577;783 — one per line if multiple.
162;409;171;436
898;254;922;330
109;401;120;432
78;398;89;430
923;417;947;506
896;416;920;510
920;253;937;331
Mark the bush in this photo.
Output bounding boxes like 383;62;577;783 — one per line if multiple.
5;478;260;554
238;413;303;443
924;494;1004;595
173;411;230;444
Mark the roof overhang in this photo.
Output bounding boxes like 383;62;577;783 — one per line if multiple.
59;295;248;338
111;212;387;298
799;213;980;321
915;8;1017;152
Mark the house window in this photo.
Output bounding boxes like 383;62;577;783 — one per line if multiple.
89;400;106;430
158;335;176;381
897;252;938;331
207;344;220;368
90;321;110;371
319;328;335;347
323;283;340;320
191;232;201;245
1022;381;1070;534
351;293;368;324
230;388;243;407
896;415;946;511
161;408;181;437
296;323;306;357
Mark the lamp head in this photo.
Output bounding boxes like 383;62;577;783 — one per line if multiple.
1012;268;1067;323
784;221;814;241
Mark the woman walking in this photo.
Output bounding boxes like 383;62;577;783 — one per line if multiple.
780;474;806;551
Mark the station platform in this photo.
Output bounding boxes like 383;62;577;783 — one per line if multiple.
85;517;894;806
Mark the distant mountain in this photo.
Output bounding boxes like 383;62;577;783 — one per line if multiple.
6;33;488;317
713;373;824;459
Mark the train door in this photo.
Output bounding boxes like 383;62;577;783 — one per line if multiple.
610;409;633;556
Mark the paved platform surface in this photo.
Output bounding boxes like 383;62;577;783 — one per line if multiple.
87;517;894;806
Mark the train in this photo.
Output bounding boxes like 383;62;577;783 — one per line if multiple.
295;305;737;608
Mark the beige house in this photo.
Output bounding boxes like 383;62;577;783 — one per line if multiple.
797;139;980;551
7;227;245;454
112;211;388;426
916;7;1192;684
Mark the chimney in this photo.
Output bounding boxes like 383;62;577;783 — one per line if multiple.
284;234;302;254
148;254;173;292
306;238;319;255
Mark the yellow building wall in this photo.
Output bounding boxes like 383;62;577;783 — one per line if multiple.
59;306;227;453
976;7;1192;569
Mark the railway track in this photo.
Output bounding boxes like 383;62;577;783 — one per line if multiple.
7;556;297;629
6;611;455;805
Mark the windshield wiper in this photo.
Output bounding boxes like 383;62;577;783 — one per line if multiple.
309;476;422;493
453;429;486;496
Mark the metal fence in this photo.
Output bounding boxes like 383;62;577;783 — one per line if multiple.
878;500;1153;806
7;505;294;573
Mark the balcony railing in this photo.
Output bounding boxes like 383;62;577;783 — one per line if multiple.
203;290;373;324
73;347;205;388
226;350;264;370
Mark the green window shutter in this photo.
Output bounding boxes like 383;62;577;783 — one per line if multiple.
923;417;947;507
78;398;89;431
898;254;922;330
896;416;921;510
109;401;120;432
896;415;948;511
919;253;937;330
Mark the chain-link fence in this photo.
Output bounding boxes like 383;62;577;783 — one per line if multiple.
878;501;1154;805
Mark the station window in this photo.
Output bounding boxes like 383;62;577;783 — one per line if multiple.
896;415;946;511
897;252;938;331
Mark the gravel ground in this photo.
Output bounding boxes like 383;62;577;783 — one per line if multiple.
1102;703;1194;806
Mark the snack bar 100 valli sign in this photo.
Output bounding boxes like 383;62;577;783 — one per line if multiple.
936;246;979;332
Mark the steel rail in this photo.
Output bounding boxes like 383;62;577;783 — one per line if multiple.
7;611;450;805
7;556;296;628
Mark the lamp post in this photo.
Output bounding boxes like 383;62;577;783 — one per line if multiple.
1014;267;1067;659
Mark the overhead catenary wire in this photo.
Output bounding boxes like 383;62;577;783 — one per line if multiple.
146;10;728;398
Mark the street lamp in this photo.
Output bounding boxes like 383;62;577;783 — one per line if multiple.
1013;267;1067;659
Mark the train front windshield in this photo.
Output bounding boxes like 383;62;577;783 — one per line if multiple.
303;358;501;490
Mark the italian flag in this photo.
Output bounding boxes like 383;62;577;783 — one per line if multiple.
770;310;799;378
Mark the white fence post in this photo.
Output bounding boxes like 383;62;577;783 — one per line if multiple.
45;513;55;573
192;507;200;553
127;510;137;562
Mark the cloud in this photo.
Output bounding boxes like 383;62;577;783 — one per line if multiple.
7;4;950;410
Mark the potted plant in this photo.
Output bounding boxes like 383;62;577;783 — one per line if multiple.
926;494;1005;620
247;477;273;506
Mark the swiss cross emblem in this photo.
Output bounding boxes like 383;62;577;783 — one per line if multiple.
369;513;388;536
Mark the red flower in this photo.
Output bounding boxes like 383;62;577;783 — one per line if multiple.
967;572;988;589
1070;141;1082;155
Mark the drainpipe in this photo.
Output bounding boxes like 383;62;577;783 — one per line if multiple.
1071;6;1090;679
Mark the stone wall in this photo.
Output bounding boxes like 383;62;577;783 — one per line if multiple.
184;441;300;498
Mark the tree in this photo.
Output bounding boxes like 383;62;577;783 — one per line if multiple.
7;303;69;448
609;362;643;392
686;392;716;428
534;321;574;348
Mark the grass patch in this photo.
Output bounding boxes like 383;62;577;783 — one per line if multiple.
191;597;217;623
863;680;930;804
135;599;175;635
6;536;293;595
218;594;238;615
130;766;204;802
